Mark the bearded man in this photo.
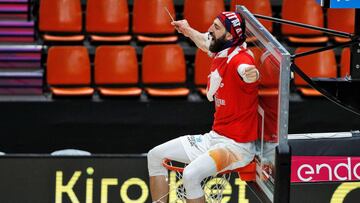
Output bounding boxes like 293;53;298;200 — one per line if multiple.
147;12;259;203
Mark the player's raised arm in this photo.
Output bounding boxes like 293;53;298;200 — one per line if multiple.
171;20;210;53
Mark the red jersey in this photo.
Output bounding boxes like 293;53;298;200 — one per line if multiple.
208;46;259;143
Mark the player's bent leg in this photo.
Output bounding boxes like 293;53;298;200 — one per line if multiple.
147;137;191;202
183;153;217;202
147;137;191;177
148;146;169;203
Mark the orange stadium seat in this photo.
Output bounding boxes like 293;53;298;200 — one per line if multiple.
327;9;355;43
132;0;177;43
294;47;337;96
282;0;328;44
230;0;273;34
142;44;189;97
86;0;131;43
184;0;225;33
94;46;141;97
39;0;84;42
340;48;351;77
194;49;212;96
47;46;93;96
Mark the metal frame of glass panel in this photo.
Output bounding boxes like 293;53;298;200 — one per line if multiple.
236;6;291;202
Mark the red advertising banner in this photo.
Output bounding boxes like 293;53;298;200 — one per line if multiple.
291;156;360;183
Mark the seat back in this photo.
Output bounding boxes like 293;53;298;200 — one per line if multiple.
86;0;129;33
340;48;351;77
47;46;90;85
142;44;186;84
95;46;138;84
194;49;212;86
184;0;224;33
132;0;175;34
230;0;273;32
282;0;324;35
39;0;82;32
294;47;337;86
328;8;355;33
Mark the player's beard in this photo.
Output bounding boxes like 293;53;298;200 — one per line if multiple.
209;32;229;53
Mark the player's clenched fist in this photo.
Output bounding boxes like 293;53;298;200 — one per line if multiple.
171;20;191;37
238;64;259;83
244;65;259;83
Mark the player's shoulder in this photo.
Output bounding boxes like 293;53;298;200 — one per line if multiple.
231;48;255;66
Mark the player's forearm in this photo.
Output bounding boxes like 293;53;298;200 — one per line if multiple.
187;28;209;52
171;20;210;52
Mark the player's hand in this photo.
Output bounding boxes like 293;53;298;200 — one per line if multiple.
171;20;191;37
244;65;259;83
238;64;259;83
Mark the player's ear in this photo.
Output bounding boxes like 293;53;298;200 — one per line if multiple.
225;32;233;41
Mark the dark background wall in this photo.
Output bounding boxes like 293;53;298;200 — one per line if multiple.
0;96;359;154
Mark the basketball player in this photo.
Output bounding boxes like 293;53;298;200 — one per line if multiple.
148;12;259;203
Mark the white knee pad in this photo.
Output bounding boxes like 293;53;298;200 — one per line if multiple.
182;153;217;199
147;147;168;177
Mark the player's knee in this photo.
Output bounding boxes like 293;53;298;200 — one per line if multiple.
183;165;205;199
147;146;161;163
183;165;201;185
182;167;192;184
147;147;163;169
147;147;167;176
